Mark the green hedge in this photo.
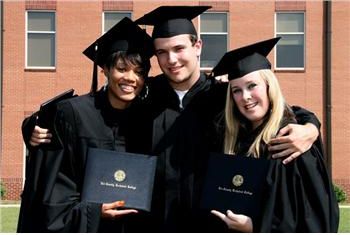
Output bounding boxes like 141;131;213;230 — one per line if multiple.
0;181;6;199
333;183;347;203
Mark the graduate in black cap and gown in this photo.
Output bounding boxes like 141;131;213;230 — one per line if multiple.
135;6;228;231
135;6;323;232
19;17;156;232
209;37;339;232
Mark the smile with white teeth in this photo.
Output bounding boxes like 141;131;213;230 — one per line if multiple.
245;102;258;110
168;66;182;73
119;84;135;93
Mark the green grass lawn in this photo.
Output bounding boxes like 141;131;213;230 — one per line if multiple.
0;205;349;232
339;206;350;233
0;207;20;233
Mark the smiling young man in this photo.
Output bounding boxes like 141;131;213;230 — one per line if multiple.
154;34;202;91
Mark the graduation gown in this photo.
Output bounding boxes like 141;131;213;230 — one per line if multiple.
146;73;227;232
259;143;339;232
41;89;156;232
211;110;339;232
18;111;66;232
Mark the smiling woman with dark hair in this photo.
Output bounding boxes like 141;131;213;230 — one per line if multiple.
17;17;155;233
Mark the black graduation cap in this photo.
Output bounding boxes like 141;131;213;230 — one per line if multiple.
211;37;281;80
135;6;211;38
83;17;154;93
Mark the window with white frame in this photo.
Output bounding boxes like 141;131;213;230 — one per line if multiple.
275;12;305;69
26;11;56;68
200;12;228;69
103;12;132;33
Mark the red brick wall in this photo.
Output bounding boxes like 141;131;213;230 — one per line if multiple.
200;1;229;11
2;1;26;200
2;179;23;200
275;1;306;11
1;1;349;202
331;1;350;199
103;0;133;11
25;0;56;10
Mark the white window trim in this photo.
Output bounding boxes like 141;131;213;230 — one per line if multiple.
274;11;305;71
102;11;132;34
201;32;228;36
25;10;56;69
198;12;229;71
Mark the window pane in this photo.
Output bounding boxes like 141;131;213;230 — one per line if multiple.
104;12;131;32
28;33;55;67
200;35;227;68
276;13;304;32
201;13;227;32
28;12;55;31
276;34;304;68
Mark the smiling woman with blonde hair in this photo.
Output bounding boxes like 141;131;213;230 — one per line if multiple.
224;69;286;158
209;37;339;232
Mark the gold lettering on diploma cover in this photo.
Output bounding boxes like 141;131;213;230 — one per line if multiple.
114;170;126;182
232;175;244;187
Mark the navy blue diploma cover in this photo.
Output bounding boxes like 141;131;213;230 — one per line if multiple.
200;152;270;220
81;148;157;212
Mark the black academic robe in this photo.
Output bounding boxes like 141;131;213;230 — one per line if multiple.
146;73;227;232
210;109;339;232
259;144;339;232
18;112;66;232
41;89;156;232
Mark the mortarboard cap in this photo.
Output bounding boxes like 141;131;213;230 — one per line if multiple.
83;17;154;68
211;37;281;80
83;17;154;93
135;6;211;38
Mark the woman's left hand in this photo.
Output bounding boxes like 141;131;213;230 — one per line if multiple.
211;210;253;232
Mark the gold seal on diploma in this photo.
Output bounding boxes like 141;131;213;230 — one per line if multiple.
114;170;126;182
232;175;244;187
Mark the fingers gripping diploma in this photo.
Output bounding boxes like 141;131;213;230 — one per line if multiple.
101;200;138;220
268;123;318;164
211;210;253;233
29;125;52;146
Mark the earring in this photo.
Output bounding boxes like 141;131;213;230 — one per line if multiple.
138;84;149;100
103;77;109;91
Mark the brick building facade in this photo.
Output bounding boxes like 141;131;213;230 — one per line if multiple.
0;1;349;201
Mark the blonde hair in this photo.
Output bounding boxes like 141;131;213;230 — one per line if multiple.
224;69;286;158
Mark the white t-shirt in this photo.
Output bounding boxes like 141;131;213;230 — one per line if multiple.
174;89;189;109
